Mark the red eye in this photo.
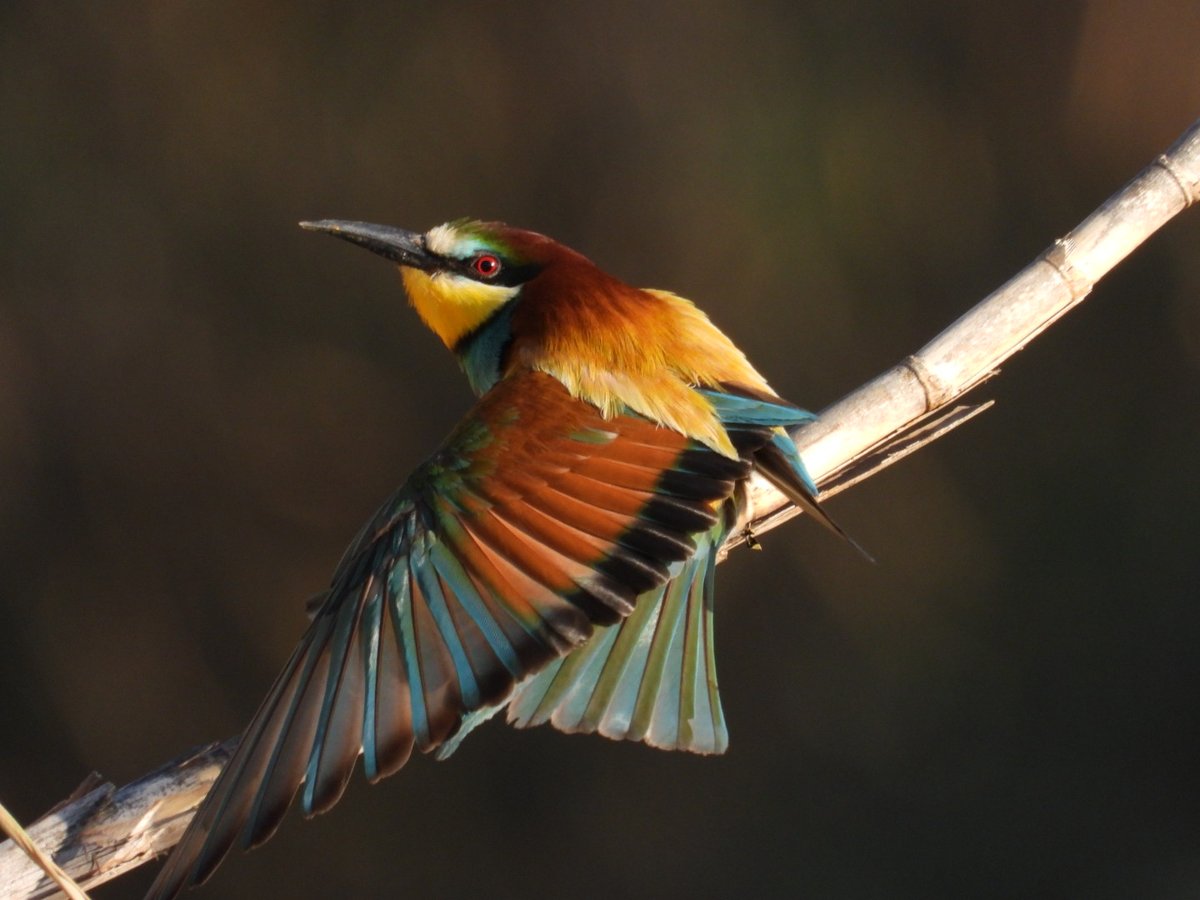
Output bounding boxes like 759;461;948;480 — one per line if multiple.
472;254;501;278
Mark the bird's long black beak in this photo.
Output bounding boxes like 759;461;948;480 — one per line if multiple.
299;219;436;269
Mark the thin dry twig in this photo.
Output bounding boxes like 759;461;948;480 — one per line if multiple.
1;119;1197;900
0;798;92;900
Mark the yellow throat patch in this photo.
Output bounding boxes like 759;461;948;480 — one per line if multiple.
401;267;518;348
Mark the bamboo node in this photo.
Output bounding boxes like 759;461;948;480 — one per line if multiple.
1155;153;1199;206
1042;238;1094;300
901;354;952;409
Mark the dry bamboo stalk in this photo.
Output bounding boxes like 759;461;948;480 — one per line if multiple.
1;119;1197;900
732;119;1200;548
0;743;234;900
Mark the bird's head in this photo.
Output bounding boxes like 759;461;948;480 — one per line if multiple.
301;218;565;349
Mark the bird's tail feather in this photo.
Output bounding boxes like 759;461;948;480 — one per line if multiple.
754;431;874;562
506;526;728;755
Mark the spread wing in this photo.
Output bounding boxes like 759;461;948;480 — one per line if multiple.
147;370;757;899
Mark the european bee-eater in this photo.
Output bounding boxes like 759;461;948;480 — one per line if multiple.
147;219;854;898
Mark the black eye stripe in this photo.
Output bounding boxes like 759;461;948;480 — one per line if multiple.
448;255;542;287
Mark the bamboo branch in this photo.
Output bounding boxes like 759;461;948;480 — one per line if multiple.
0;743;234;900
2;119;1197;900
731;119;1200;551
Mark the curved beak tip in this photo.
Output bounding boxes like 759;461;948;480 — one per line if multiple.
298;219;338;233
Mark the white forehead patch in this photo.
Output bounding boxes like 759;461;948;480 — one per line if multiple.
424;223;461;256
425;222;494;260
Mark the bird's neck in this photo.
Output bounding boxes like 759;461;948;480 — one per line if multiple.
454;302;517;396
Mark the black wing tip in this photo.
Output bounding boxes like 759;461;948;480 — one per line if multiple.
566;577;635;625
674;447;753;481
619;521;697;561
640;495;720;534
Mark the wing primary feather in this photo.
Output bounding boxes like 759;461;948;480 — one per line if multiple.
435;579;514;706
407;553;466;750
427;537;523;677
434;501;575;655
147;626;326;896
458;516;590;647
359;579;386;780
241;626;335;848
365;583;415;780
302;585;369;816
411;530;482;710
152;619;331;891
388;557;432;749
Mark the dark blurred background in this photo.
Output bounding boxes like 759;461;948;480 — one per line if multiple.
2;2;1199;897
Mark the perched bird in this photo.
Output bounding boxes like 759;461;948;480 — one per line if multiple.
147;218;855;898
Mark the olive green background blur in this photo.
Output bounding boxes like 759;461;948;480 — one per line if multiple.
2;2;1199;898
